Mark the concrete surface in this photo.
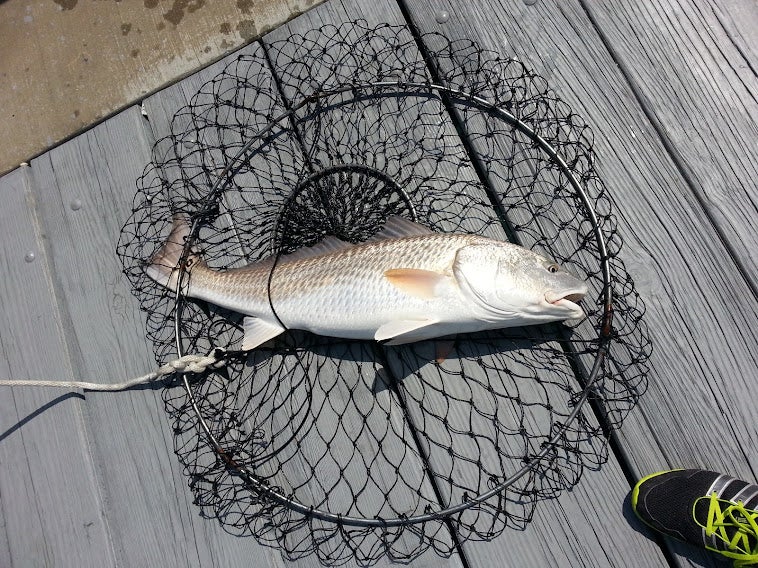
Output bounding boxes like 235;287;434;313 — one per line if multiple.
0;0;325;174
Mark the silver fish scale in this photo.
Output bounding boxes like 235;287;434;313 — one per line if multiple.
187;233;491;337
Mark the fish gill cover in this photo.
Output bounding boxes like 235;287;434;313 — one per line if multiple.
116;20;652;565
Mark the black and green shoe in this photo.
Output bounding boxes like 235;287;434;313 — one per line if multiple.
632;469;758;566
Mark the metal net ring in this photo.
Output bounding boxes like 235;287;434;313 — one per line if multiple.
117;20;651;564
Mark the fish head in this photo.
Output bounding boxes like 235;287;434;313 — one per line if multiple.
453;242;589;323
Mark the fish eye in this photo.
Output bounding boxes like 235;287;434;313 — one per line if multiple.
547;263;560;273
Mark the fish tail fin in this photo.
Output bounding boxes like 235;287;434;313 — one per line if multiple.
146;214;200;291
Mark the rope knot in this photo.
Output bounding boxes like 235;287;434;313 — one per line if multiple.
157;349;226;377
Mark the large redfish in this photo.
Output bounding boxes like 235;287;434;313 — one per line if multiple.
146;216;588;350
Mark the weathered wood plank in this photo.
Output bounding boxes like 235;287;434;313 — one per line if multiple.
583;0;758;290
403;0;758;566
0;166;114;567
26;107;279;567
263;0;498;231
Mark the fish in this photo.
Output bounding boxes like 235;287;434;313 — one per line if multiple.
146;215;588;350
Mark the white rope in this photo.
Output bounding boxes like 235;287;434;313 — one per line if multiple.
0;350;226;392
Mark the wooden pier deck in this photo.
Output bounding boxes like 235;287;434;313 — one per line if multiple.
1;1;756;567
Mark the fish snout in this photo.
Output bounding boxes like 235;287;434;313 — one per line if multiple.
544;285;588;319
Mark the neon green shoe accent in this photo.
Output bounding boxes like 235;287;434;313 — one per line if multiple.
694;493;758;567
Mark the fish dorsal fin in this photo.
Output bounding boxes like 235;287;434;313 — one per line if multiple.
280;236;354;262
365;216;434;243
241;317;286;350
384;268;447;299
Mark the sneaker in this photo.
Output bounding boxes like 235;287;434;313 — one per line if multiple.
631;469;758;566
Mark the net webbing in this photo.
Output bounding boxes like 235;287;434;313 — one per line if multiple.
116;20;651;564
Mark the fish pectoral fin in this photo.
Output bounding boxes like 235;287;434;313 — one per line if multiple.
384;268;447;299
241;317;286;350
375;318;440;344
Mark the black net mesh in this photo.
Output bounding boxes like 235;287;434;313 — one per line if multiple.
116;21;651;564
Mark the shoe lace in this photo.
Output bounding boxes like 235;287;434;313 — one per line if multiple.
695;493;758;566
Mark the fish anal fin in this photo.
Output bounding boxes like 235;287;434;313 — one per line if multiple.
242;317;286;350
435;338;457;363
384;268;446;299
375;318;440;344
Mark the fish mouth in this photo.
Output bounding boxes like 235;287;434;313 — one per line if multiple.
545;290;587;318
